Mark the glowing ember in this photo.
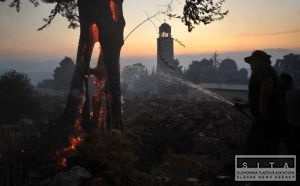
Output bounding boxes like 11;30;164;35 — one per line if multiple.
109;0;119;22
56;156;67;168
98;106;107;128
68;136;82;151
56;106;85;168
74;119;83;132
92;76;108;129
90;23;99;43
55;135;83;168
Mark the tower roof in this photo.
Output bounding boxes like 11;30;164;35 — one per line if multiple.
160;22;171;28
159;23;171;33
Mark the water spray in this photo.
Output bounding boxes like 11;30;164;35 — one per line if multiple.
158;71;253;120
158;72;234;105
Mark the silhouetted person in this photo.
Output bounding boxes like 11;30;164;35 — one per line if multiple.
242;50;286;155
280;73;300;155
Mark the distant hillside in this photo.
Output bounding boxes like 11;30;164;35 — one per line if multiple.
0;60;59;85
0;48;299;85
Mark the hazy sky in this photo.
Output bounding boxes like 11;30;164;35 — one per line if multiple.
0;0;300;62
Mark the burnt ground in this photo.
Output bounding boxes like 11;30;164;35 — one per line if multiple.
123;97;252;183
0;97;253;186
124;97;251;157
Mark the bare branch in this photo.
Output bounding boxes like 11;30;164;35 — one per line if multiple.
144;11;159;33
124;12;160;42
173;37;186;48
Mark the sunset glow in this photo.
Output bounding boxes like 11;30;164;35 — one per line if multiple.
0;0;299;61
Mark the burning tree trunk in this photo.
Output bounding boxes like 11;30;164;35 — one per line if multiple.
62;0;125;134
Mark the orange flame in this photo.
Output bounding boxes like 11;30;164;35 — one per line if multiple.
109;0;119;22
66;136;82;151
56;135;83;168
90;23;99;43
56;106;85;168
91;76;108;129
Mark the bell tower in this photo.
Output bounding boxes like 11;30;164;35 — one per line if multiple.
157;23;174;73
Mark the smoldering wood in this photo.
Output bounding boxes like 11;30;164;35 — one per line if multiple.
62;0;125;134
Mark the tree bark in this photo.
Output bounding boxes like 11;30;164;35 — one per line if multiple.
62;0;125;134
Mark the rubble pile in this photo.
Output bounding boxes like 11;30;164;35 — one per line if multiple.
0;96;253;186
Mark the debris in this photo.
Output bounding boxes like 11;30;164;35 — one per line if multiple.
48;166;91;186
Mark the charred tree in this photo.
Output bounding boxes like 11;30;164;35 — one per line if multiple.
62;0;125;133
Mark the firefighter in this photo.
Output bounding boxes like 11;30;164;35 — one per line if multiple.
238;50;287;155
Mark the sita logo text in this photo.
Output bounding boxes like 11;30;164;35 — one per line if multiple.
235;155;296;181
